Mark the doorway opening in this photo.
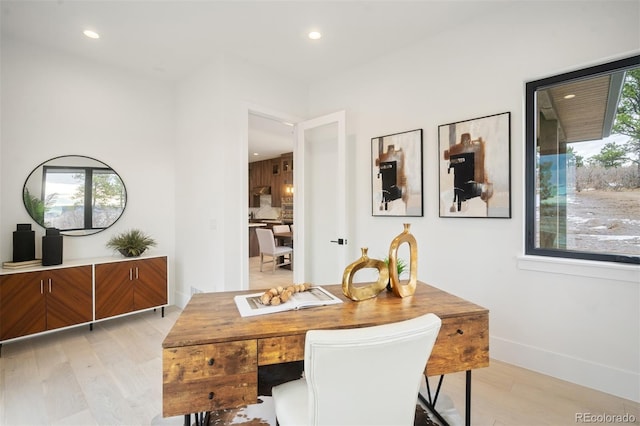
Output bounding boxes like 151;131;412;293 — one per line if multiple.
247;112;295;290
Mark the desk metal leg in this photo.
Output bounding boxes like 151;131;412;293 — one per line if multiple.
465;370;471;426
184;411;208;426
419;370;472;426
419;375;449;426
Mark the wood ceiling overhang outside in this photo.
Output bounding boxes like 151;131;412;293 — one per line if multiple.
537;71;626;144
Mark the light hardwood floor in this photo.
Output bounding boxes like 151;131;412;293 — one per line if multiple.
248;253;295;291
0;258;637;425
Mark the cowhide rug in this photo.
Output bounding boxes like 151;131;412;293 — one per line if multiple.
205;396;439;425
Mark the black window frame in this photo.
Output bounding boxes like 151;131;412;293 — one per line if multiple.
525;55;640;265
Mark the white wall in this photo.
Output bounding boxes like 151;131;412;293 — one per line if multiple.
172;53;308;305
307;1;640;401
0;38;176;295
1;0;638;404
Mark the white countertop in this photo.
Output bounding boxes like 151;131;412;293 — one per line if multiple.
248;223;267;228
1;253;167;275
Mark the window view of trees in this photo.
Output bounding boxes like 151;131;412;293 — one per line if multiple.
528;58;639;264
572;70;640;192
563;69;639;259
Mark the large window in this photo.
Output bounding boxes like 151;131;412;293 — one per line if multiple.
525;55;640;265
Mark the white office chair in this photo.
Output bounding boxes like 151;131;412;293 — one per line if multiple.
255;228;293;272
272;313;442;426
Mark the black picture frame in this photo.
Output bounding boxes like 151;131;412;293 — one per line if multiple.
438;112;511;218
371;128;423;217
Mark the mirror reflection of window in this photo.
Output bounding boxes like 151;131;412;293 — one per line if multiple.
41;166;126;231
43;167;86;230
92;169;127;228
23;156;127;236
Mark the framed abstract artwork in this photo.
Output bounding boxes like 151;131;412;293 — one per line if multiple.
371;128;423;217
438;112;511;218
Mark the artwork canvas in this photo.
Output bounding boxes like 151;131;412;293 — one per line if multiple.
438;112;511;218
371;129;423;217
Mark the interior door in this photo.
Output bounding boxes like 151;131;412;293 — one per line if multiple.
294;111;348;285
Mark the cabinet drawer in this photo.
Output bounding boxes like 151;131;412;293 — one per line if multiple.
163;340;257;381
162;371;257;417
258;334;305;365
163;340;258;417
426;313;489;376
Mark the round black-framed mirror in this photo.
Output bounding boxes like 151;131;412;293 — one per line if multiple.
23;155;127;236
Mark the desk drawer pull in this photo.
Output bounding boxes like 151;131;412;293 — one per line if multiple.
208;392;215;400
457;329;464;335
208;358;215;366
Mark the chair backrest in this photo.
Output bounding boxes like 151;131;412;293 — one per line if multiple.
255;228;276;254
304;313;441;426
272;224;290;234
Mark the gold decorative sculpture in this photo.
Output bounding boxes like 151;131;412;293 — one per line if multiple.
388;223;418;297
342;247;389;301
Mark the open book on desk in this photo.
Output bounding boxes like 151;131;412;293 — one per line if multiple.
234;286;343;317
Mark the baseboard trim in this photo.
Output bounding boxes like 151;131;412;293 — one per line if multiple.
491;336;640;402
175;290;191;309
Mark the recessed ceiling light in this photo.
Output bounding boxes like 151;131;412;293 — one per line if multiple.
253;152;260;156
564;94;576;99
83;30;100;39
308;31;322;40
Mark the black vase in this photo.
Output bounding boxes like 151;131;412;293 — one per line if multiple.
13;223;35;262
42;228;63;266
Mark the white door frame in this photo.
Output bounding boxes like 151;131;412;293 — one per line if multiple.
293;110;347;284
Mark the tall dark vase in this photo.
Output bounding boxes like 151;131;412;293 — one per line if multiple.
13;223;35;262
42;228;63;266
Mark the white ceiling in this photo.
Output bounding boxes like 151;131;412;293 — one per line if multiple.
0;0;501;162
248;113;295;163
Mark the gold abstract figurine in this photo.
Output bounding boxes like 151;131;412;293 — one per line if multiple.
388;223;417;297
342;247;389;301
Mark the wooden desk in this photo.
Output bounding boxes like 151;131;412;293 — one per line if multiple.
273;231;293;247
273;231;292;240
162;282;489;424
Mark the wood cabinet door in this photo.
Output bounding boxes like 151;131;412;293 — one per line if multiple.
46;266;93;331
261;160;271;186
0;271;46;340
95;261;135;320
271;162;282;207
248;163;259;207
133;257;168;311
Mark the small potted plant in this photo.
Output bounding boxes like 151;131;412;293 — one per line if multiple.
384;256;408;291
106;229;156;257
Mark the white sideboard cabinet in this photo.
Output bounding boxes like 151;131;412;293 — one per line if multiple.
0;255;168;352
